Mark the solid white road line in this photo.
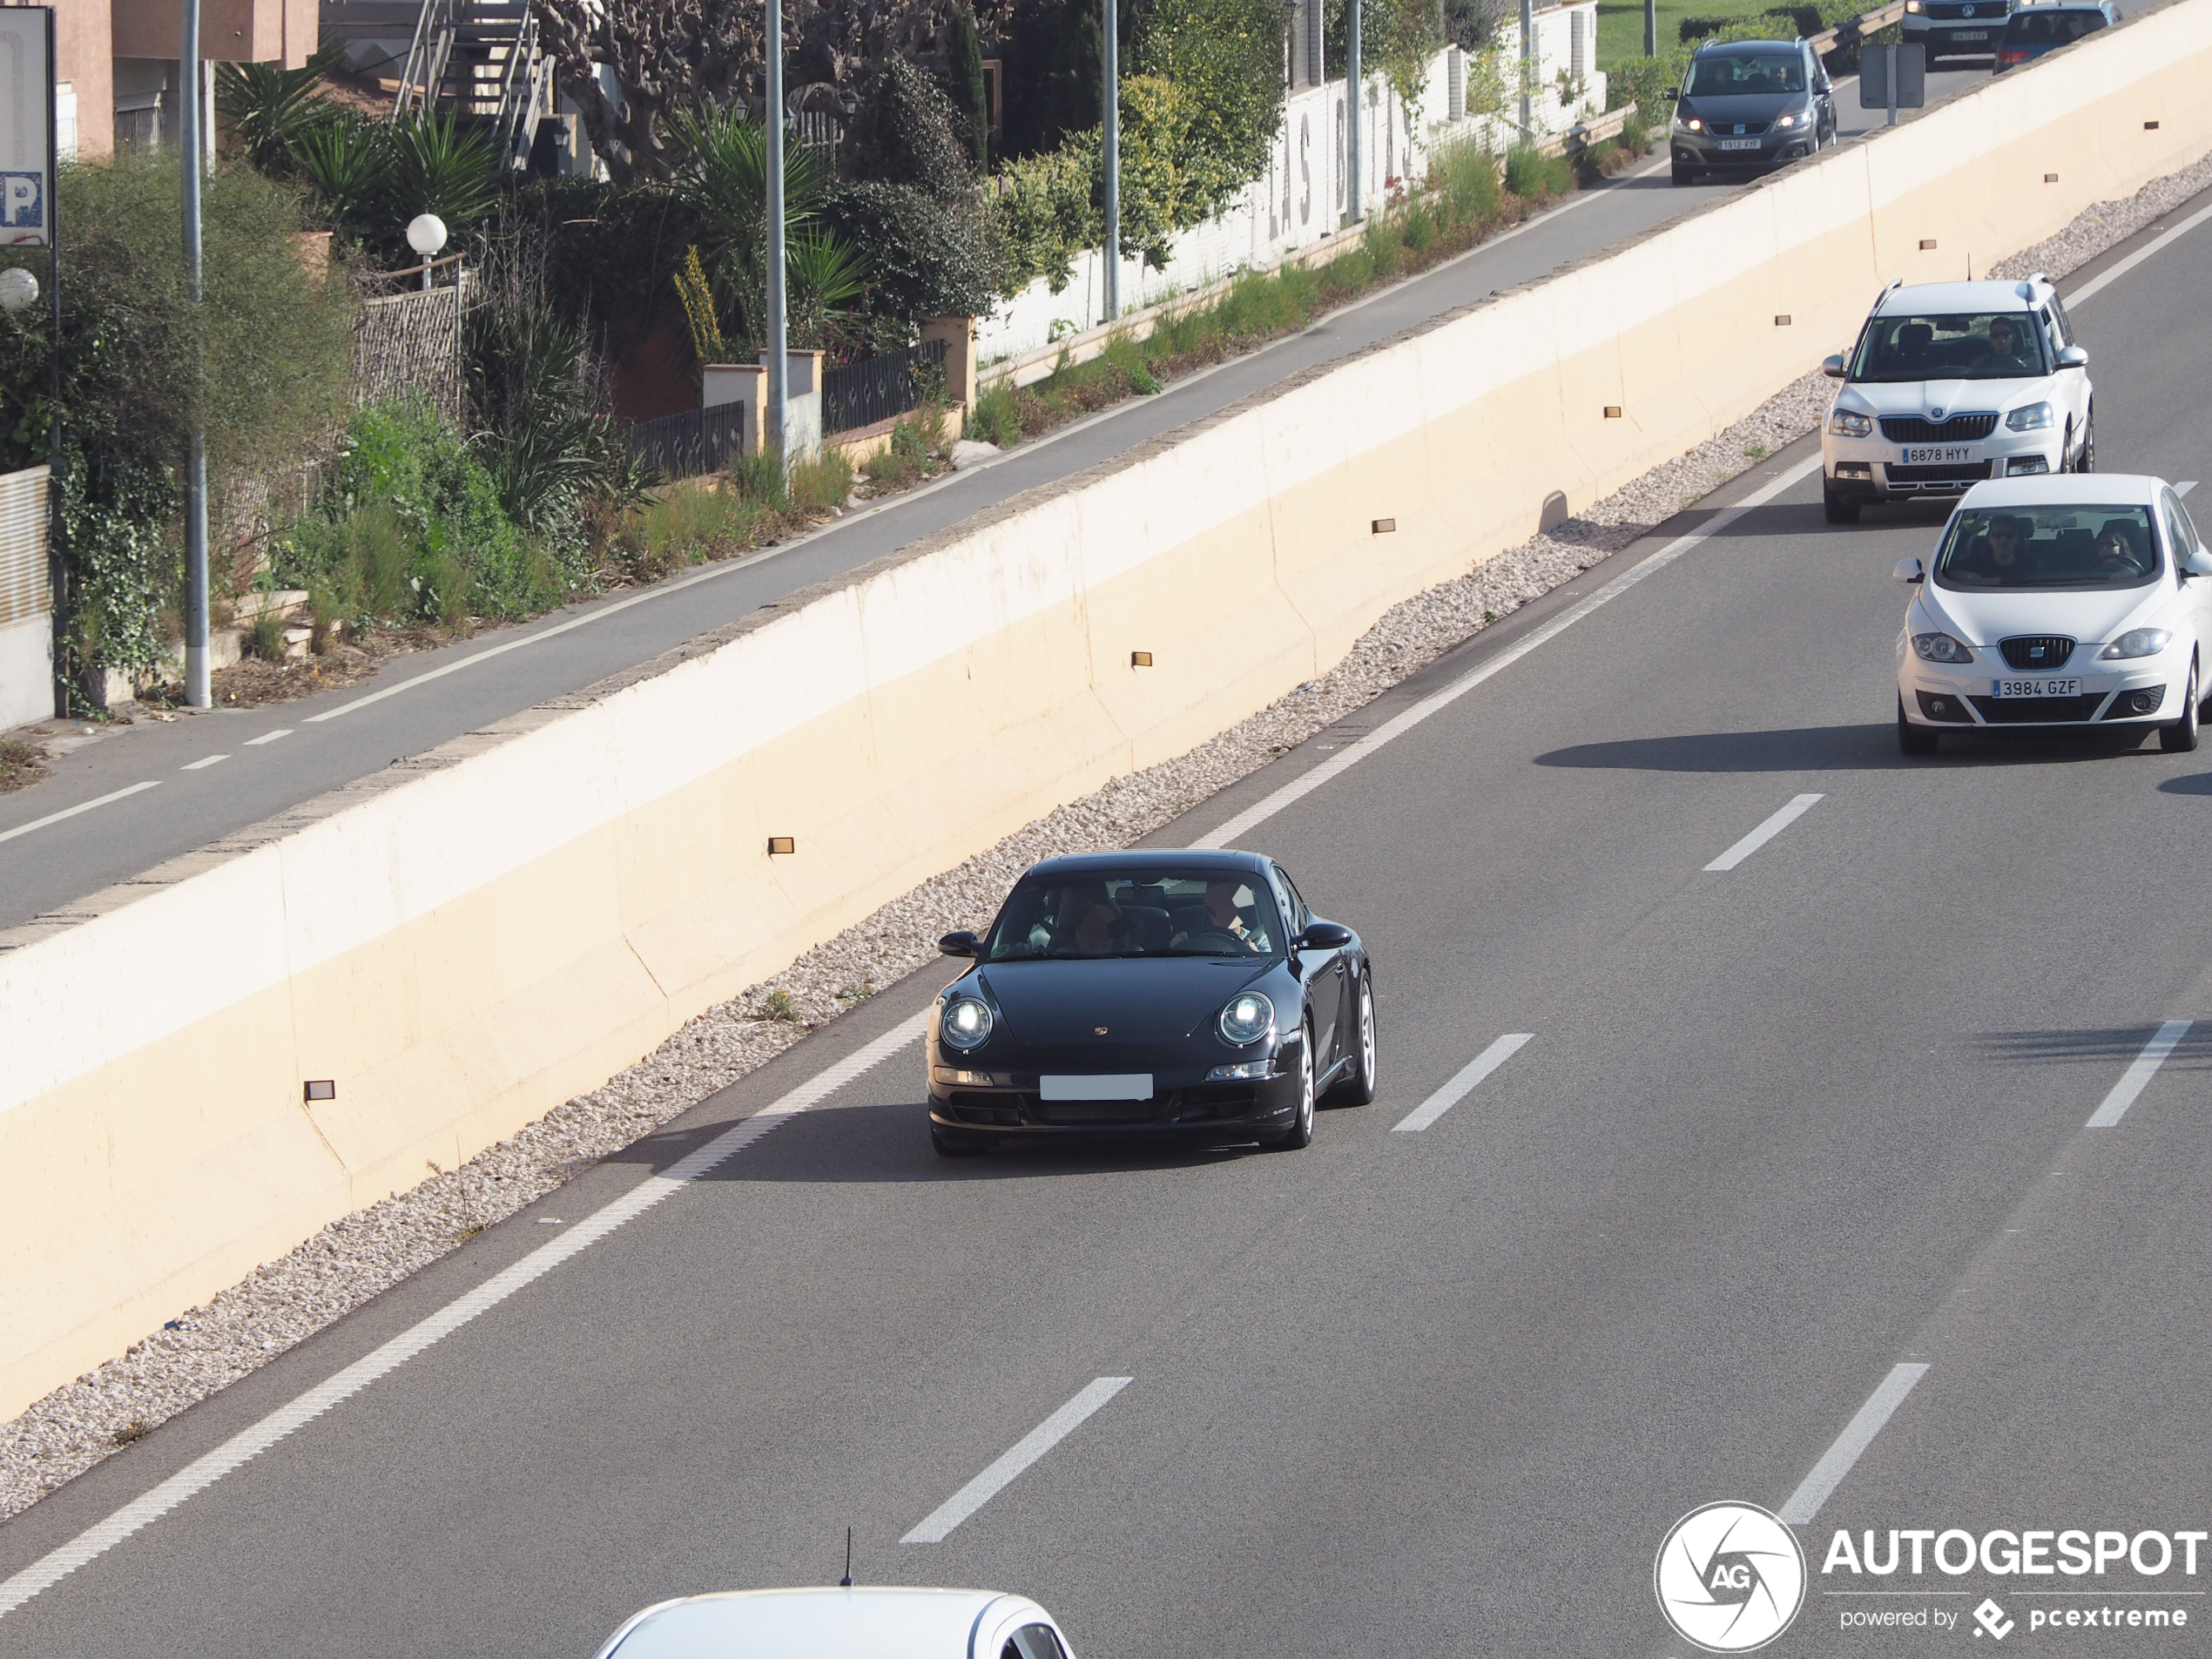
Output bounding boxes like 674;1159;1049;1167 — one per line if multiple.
0;1008;931;1622
1197;455;1825;849
179;755;229;771
1704;792;1824;873
244;729;293;745
2063;200;2212;308
901;1378;1133;1545
1393;1034;1534;1132
2085;1020;2191;1129
1777;1363;1931;1526
0;780;161;847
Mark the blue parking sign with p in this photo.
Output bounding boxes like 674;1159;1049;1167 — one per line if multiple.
2;172;43;233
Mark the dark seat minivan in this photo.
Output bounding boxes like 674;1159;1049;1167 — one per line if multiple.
1995;0;2118;68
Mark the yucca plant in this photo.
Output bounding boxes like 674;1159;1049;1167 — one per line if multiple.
216;42;345;177
385;113;501;231
288;114;388;234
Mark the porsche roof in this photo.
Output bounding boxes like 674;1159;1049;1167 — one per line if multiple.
1019;848;1269;878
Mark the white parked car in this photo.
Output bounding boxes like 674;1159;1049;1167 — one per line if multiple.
1893;475;2212;755
591;1588;1078;1659
1823;276;2093;523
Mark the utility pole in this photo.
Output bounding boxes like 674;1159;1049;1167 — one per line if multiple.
1102;0;1119;320
765;0;788;465
1645;0;1656;57
1345;0;1361;226
180;0;209;709
1519;0;1534;134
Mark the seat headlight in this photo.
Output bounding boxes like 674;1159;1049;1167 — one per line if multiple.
1912;632;1975;664
941;996;993;1050
1679;115;1703;131
1218;991;1275;1047
2101;628;2173;659
2006;401;2054;431
1774;111;1802;129
1829;408;1872;437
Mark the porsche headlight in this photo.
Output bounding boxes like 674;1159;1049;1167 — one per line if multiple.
2006;401;2054;432
1912;632;1975;664
1829;408;1872;437
1218;991;1275;1047
941;996;994;1050
2101;628;2173;659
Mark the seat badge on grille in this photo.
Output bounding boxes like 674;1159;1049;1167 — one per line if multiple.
1095;1026;1109;1035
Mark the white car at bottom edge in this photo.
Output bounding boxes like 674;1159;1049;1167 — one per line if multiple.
1895;475;2212;755
590;1587;1077;1659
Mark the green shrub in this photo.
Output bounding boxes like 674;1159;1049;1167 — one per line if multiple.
790;450;856;512
729;447;789;508
1361;215;1405;280
1402;206;1439;257
243;608;287;660
1431;136;1503;228
604;483;764;582
966;381;1024;446
1503;142;1574;201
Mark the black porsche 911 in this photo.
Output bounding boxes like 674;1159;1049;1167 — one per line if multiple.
926;848;1376;1155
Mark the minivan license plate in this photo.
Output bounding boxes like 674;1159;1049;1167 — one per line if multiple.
1717;138;1761;151
1993;678;2079;698
1903;445;1973;463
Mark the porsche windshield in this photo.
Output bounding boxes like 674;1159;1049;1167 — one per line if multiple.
1684;51;1805;95
986;872;1284;960
1933;505;2161;590
1851;312;2049;381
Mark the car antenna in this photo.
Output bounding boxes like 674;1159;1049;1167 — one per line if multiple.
840;1526;854;1588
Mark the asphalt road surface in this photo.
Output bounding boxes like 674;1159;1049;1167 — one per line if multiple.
0;64;1985;934
2;172;2206;1659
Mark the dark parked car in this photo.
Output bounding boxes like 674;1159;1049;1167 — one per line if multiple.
1995;0;2117;67
1670;39;1838;185
926;850;1377;1155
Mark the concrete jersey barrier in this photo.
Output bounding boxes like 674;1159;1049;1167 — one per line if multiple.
3;0;2210;1420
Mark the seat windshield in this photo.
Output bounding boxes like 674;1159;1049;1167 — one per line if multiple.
1851;312;2048;381
2005;8;2105;40
1685;51;1806;95
1933;506;2161;591
986;871;1283;960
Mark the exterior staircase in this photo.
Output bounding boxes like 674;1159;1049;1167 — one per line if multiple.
320;0;550;170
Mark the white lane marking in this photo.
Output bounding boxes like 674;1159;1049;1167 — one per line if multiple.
2086;1019;2190;1129
2177;482;2197;498
244;728;293;745
179;755;230;771
1777;1362;1931;1526
0;1009;931;1621
1197;456;1824;848
901;1378;1133;1545
1703;792;1824;873
0;780;161;847
2064;200;2212;307
1393;1033;1534;1132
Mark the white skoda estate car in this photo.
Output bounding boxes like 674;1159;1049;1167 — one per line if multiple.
1893;476;2212;755
1823;277;2093;523
592;1588;1077;1659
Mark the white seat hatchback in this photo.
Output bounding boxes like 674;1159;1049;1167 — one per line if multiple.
1893;475;2212;754
1823;276;2093;523
591;1588;1078;1659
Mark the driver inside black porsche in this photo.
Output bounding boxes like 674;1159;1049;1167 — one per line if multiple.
991;872;1279;958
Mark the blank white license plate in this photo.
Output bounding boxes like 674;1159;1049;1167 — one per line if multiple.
1717;138;1762;151
1952;29;1989;38
1904;445;1974;463
1994;678;2079;698
1040;1073;1153;1101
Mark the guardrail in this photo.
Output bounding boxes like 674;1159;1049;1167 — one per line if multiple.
1810;0;1907;52
1539;100;1640;158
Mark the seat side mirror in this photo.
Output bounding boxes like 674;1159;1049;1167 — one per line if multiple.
1822;354;1847;379
1894;556;1925;584
2057;345;2088;368
2183;549;2212;579
938;930;980;957
1295;921;1355;951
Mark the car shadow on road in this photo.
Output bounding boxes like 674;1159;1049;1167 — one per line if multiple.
2158;772;2212;794
1536;723;2157;772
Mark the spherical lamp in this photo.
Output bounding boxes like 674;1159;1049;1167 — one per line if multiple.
405;213;448;258
0;266;39;314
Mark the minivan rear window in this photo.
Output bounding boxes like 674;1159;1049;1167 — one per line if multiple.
2004;8;2107;42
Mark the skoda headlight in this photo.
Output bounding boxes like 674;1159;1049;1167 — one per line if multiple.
2101;628;2173;659
2006;401;2054;432
941;995;993;1050
1218;990;1275;1047
1912;632;1975;664
1828;408;1872;437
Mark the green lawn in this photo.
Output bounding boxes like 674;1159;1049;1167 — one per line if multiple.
1595;0;1775;65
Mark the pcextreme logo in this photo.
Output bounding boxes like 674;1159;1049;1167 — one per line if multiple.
1656;1501;1809;1652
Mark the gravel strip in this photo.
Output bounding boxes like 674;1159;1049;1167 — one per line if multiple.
3;153;2205;1523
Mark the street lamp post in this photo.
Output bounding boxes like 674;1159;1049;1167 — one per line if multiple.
407;213;448;287
765;0;788;465
180;0;209;710
1102;0;1119;320
1345;0;1362;226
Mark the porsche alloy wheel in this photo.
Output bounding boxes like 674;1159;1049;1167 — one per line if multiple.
1332;974;1379;1106
1265;1024;1316;1150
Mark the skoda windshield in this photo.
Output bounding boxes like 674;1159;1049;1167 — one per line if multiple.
986;870;1285;960
1933;505;2161;591
1851;312;2049;381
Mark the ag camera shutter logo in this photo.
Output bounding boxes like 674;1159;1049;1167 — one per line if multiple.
1655;1501;1808;1652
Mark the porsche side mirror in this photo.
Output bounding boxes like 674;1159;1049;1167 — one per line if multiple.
1822;354;1847;378
2057;345;2088;368
1894;557;1925;583
938;930;980;956
1296;921;1355;951
2184;548;2212;579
